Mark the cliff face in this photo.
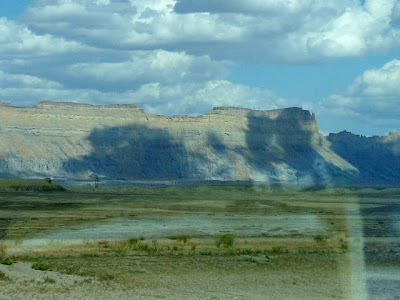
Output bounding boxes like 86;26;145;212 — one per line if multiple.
327;131;400;185
0;101;380;185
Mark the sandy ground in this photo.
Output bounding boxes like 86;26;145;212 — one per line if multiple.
1;254;352;300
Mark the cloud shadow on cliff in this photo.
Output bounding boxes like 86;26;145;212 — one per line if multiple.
207;132;228;154
244;108;343;186
202;132;234;179
327;132;400;185
64;124;190;180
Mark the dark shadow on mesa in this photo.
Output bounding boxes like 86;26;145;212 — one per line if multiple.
244;108;352;186
64;124;190;180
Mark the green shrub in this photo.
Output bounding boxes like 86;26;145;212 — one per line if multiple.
271;247;289;254
44;276;56;284
1;257;15;265
128;238;139;246
216;234;235;248
314;233;327;243
32;262;52;271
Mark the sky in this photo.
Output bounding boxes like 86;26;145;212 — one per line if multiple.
0;0;399;136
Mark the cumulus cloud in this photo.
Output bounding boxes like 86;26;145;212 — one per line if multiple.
317;59;400;134
22;0;400;62
0;12;231;91
128;80;289;115
0;71;62;89
23;0;244;50
0;17;85;57
67;50;230;91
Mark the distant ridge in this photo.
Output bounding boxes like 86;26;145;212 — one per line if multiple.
0;101;398;186
327;130;400;185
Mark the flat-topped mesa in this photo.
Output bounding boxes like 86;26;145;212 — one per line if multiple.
2;100;392;185
3;101;314;122
210;106;316;121
34;101;144;112
35;101;94;108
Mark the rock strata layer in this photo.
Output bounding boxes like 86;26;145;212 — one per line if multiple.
0;101;397;185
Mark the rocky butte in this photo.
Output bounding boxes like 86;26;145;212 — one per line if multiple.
0;101;398;186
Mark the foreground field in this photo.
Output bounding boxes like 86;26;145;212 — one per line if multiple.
0;185;399;299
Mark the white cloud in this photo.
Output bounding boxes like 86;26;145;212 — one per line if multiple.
24;0;244;50
303;4;392;57
0;71;62;89
317;59;400;134
0;17;84;57
22;0;399;62
67;50;229;88
348;60;400;97
128;80;289;115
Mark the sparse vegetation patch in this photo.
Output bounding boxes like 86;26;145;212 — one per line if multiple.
1;257;15;265
32;262;52;271
314;233;327;243
43;276;56;284
216;234;235;248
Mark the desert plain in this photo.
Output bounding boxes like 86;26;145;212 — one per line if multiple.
0;184;399;299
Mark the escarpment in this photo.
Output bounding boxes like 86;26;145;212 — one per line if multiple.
0;101;398;185
327;131;400;185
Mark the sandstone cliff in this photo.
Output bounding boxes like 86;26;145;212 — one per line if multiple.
0;101;390;186
327;131;400;185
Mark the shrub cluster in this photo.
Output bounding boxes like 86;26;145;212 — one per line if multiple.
31;262;52;271
313;233;327;243
216;234;235;248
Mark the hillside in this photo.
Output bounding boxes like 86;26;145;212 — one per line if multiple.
0;101;397;186
327;131;400;185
